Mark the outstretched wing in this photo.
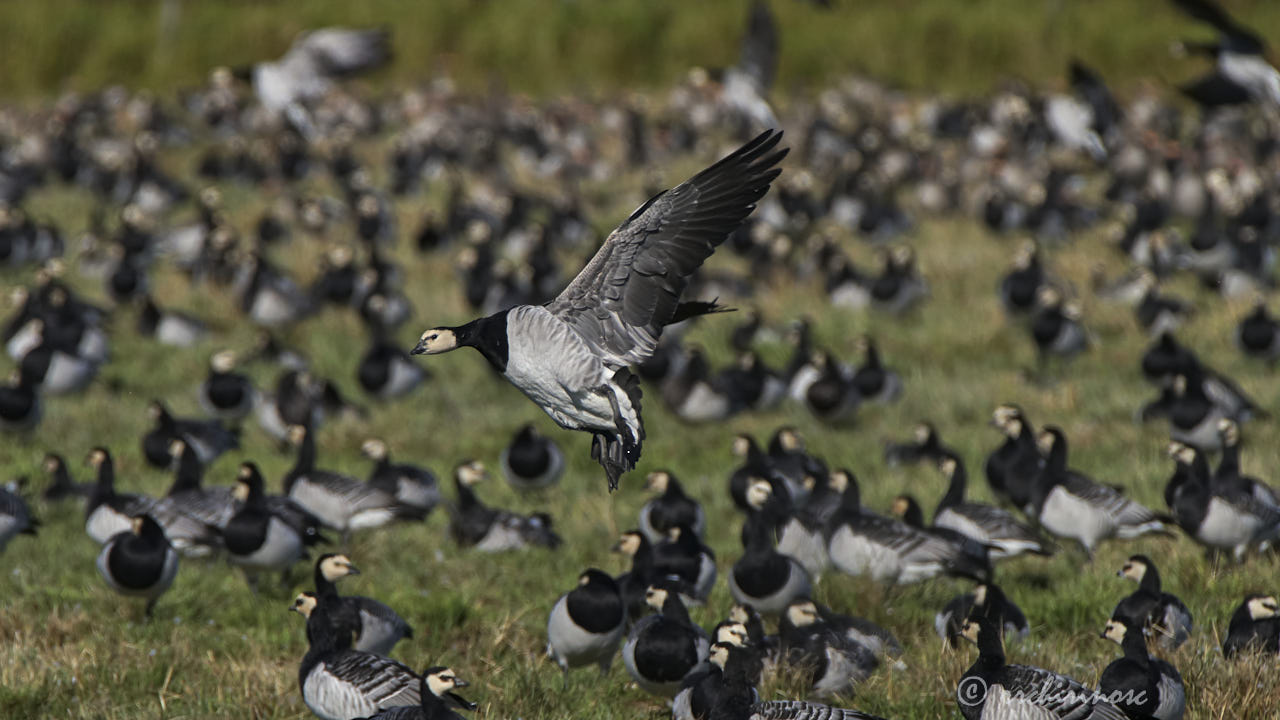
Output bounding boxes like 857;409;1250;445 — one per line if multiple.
1170;0;1265;53
546;130;786;368
288;28;392;78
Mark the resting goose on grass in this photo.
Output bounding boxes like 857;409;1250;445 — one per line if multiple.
931;453;1053;561
411;131;787;490
355;667;475;720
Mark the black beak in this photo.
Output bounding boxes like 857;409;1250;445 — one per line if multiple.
410;339;428;355
346;564;361;576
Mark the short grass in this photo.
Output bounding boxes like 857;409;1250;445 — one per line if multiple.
3;1;1280;100
4;105;1280;720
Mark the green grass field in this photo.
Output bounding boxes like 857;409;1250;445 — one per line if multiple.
2;124;1280;720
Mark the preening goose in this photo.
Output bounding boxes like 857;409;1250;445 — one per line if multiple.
411;130;787;490
355;667;476;720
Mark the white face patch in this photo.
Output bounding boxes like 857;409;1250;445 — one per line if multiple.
415;328;459;355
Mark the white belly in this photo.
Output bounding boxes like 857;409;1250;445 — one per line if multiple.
229;517;303;570
1040;488;1113;550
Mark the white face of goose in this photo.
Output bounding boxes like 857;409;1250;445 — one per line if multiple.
411;328;458;356
745;479;773;511
786;601;819;628
42;455;60;474
1036;430;1055;455
644;586;669;612
232;474;251;503
732;436;752;458
614;533;642;557
455;461;488;486
1249;596;1279;620
716;622;749;647
645;471;671;494
290;593;317;618
914;423;931;444
1102;619;1127;645
890;496;911;518
709;643;731;669
1119;559;1147;583
211;350;237;374
320;554;358;582
1167;442;1195;465
939;457;957;478
829;471;849;493
972;585;989;608
361;439;388;461
960;619;981;645
777;429;801;452
168;439;186;460
1217;418;1238;445
426;669;468;697
286;425;308;447
728;604;751;625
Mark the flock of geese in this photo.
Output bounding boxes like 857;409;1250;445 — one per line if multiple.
5;0;1280;717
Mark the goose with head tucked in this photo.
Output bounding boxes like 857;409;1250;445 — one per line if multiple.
499;424;565;491
410;131;787;491
546;568;625;685
639;470;705;543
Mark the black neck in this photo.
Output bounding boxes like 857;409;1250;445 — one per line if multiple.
168;447;204;494
936;460;967;516
454;311;510;373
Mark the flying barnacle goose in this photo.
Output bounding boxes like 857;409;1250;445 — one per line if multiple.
639;470;705;542
935;583;1028;648
224;462;310;589
1025;427;1168;558
140;399;239;469
198;350;256;423
983;404;1044;510
931;453;1053;560
777;599;879;699
707;641;891;720
1223;594;1280;658
41;453;93;502
83;447;221;555
850;336;900;405
314;553;414;657
136;294;208;347
1165;441;1280;560
1112;555;1193;652
1214;419;1280;506
1099;617;1186;720
357;337;428;401
1235;301;1280;362
0;368;41;432
285;425;423;540
0;481;38;553
825;470;989;584
97;515;179;619
355;667;476;720
1168;0;1280;108
290;592;423;720
546;568;625;685
883;421;952;467
499;424;565;491
957;615;1128;720
411;131;787;491
448;460;561;552
361;439;441;518
730;479;812;615
622;579;711;698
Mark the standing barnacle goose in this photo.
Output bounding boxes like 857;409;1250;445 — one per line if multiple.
931;453;1053;560
1235;301;1280;362
1214;419;1280;506
1028;286;1088;373
290;592;423;720
1112;555;1193;651
777;599;878;699
730;479;812;615
160;439;237;529
1099;617;1186;720
850;336;900;405
983;404;1044;509
96;515;179;619
1166;370;1226;453
799;351;858;424
998;240;1046;316
411;131;787;491
1165;441;1280;560
1223;594;1280;658
140;400;239;469
935;583;1028;647
357;338;427;401
448;460;561;551
1026;427;1168;558
0;481;38;553
639;470;705;543
825;471;989;584
83;447;221;555
499;424;565;491
546;568;625;684
613;530;710;618
891;496;993;581
707;641;890;720
19;326;99;395
224;462;308;589
361;439;442;518
883;421;952;467
355;667;475;720
957;615;1128;720
285;425;423;539
315;553;414;657
41;453;92;501
658;526;718;603
198;350;256;423
622;579;711;698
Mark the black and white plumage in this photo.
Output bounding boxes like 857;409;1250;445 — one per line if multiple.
1111;555;1193;651
411;131;787;491
1214;419;1280;507
1223;594;1280;658
730;480;812;616
777;600;878;699
1166;371;1227;453
314;553;414;657
0;368;41;432
0;482;38;553
546;568;625;683
96;515;179;618
706;642;889;720
198;350;256;423
883;421;952;468
1098;617;1186;720
249;28;392;130
932;453;1053;561
19;329;99;395
83;447;221;556
1235;301;1280;362
1029;286;1088;369
850;337;900;405
935;583;1028;648
1169;0;1280;108
499;424;565;491
673;622;754;720
140;399;239;469
223;463;308;586
1026;427;1168;558
357;338;427;400
984;404;1045;510
136;295;207;347
41;453;93;502
613;529;712;618
291;592;422;720
448;461;561;552
355;667;475;720
998;241;1047;316
957;615;1128;720
1165;441;1280;560
159;438;237;530
622;581;711;698
639;470;705;543
361;439;442;518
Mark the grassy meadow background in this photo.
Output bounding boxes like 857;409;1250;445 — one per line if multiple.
3;1;1280;719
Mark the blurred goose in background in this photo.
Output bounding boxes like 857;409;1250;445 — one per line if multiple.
84;447;221;556
639;470;705;543
998;241;1047;316
361;439;442;518
1235;300;1280;362
41;453;93;502
224;462;308;590
140;399;239;469
96;515;178;619
850;336;900;405
357;337;427;400
0;480;38;553
1165;441;1280;560
883;421;952;468
1169;0;1280;108
777;599;878;699
0;369;41;432
931;453;1053;561
499;424;565;491
136;294;207;347
984;404;1044;510
198;350;256;423
448;460;561;552
935;582;1028;647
